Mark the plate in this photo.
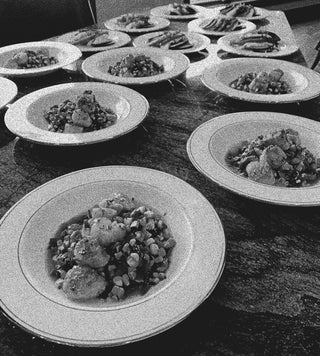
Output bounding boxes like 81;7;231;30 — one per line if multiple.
0;165;226;346
56;29;132;53
133;31;211;54
187;111;320;206
208;5;269;21
150;4;210;20
188;17;256;37
0;77;18;109
217;32;299;58
0;41;82;77
81;47;190;85
201;57;320;104
104;15;170;34
4;82;149;146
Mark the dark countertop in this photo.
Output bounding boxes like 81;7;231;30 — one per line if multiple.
1;9;320;356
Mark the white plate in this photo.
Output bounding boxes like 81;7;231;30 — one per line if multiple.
104;15;170;34
188;17;256;37
133;31;211;54
56;29;132;53
217;32;299;58
82;47;190;85
201;57;320;104
0;41;82;77
4;82;149;146
0;77;18;109
208;5;269;21
150;4;209;20
0;165;226;346
187;111;320;206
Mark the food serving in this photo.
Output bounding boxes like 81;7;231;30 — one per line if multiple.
225;128;320;187
108;54;164;77
230;30;281;52
44;90;117;133
200;16;244;32
168;2;197;15
67;29;115;47
48;193;176;301
116;13;153;29
219;3;257;17
230;68;291;94
146;30;193;50
7;49;58;69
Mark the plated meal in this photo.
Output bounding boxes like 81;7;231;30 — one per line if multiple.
229;68;291;95
187;111;320;206
81;47;190;85
217;30;299;58
44;90;117;133
225;128;320;187
0;41;82;77
4;82;149;145
0;166;225;345
56;29;131;52
150;3;206;19
188;16;256;36
104;14;170;34
108;54;164;78
209;4;269;21
49;192;176;301
133;30;210;54
201;57;320;104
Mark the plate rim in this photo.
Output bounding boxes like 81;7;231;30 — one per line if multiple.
187;111;320;206
201;57;320;104
0;77;18;109
0;41;82;77
132;31;211;54
217;32;299;58
4;82;149;146
0;165;226;346
81;47;190;85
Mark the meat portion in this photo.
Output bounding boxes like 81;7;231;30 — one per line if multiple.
73;237;110;268
62;265;107;300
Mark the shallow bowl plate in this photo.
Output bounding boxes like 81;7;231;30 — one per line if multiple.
150;4;210;20
56;29;131;53
0;165;225;346
188;17;256;37
201;57;320;104
104;15;170;34
133;31;211;54
208;5;270;21
187;111;320;206
81;47;190;85
4;82;149;146
0;41;82;77
217;32;299;58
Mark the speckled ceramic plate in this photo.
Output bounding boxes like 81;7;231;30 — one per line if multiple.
82;47;190;85
187;111;320;206
56;29;132;53
133;31;210;54
0;77;18;109
150;4;209;20
0;165;225;346
217;32;299;58
104;15;170;34
0;41;82;77
4;82;149;146
201;57;320;104
188;17;256;37
208;5;269;21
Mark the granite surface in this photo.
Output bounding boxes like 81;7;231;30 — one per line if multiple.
1;8;320;356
